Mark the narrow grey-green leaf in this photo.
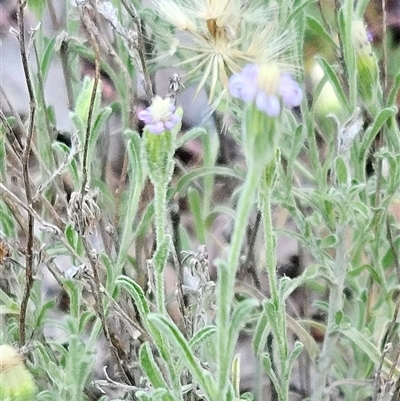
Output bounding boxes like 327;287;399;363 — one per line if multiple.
360;107;397;157
148;313;217;401
316;57;350;113
189;325;217;350
154;234;171;273
116;276;150;323
139;343;175;401
175;166;244;196
227;299;258;360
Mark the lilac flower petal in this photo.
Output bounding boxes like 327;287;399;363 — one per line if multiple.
278;74;303;108
228;65;259;103
228;73;245;99
241;64;259;80
255;92;280;117
164;121;174;130
240;83;259;103
138;109;153;124
169;113;181;124
148;121;165;134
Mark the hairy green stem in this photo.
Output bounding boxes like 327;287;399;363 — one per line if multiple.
260;179;289;401
217;162;262;396
154;180;168;314
312;224;347;400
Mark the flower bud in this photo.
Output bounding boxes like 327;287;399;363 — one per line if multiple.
309;62;343;118
0;345;36;400
352;20;379;102
140;98;183;185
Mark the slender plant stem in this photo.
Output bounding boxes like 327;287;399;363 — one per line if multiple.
260;179;289;401
261;185;279;303
154;181;168;314
312;224;347;401
217;162;262;396
17;0;36;347
154;181;168;247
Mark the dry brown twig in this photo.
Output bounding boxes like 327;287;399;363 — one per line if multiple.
16;0;36;347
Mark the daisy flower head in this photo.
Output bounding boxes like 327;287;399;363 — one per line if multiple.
152;0;299;104
138;96;181;134
229;62;303;117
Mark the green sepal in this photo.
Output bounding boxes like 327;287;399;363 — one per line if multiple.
243;103;277;170
144;108;182;186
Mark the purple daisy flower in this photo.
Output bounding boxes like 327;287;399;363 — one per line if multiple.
229;63;303;117
138;96;181;134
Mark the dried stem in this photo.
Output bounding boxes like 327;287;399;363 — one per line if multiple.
119;0;154;99
80;235;135;385
17;0;36;347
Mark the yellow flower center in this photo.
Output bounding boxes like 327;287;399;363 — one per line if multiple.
257;63;281;95
151;96;173;122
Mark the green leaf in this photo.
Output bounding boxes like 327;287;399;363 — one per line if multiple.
287;341;304;372
65;223;79;252
387;70;400;106
154;234;171;273
306;16;339;51
315;56;350;113
189;325;217;350
35;299;56;328
262;353;279;391
139;343;174;399
188;188;206;244
0;129;5;180
89;107;112;163
40;38;56;80
74;76;101;131
70;112;85;140
348;264;383;285
136;392;153;401
319;234;338;248
148;314;217;401
340;326;399;378
355;0;370;17
360;107;397;156
335;310;344;325
116;276;150;324
63;281;81;322
381;237;400;269
175;166;244;196
101;253;115;291
253;311;270;357
134;201;155;240
227;299;258;361
135;388;168;401
286;0;315;25
286;315;319;362
126;129;144;183
27;0;46;17
176;127;207;148
334;156;348;185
